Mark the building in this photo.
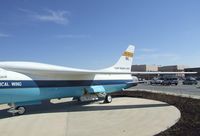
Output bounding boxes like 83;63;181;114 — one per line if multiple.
131;64;188;80
131;65;158;80
184;67;200;79
158;65;186;78
158;65;185;72
131;65;158;72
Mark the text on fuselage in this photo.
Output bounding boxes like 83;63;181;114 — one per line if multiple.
0;82;22;87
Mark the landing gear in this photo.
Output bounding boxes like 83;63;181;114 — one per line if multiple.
74;93;113;104
97;93;112;103
79;94;98;102
16;106;26;115
104;95;112;103
7;104;26;115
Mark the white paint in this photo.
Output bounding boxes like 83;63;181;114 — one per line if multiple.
0;45;135;81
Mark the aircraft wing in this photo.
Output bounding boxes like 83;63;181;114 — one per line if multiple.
0;46;196;76
0;62;95;75
0;62;196;76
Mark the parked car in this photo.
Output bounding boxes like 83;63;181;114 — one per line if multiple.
183;77;198;85
162;77;178;86
150;78;163;85
196;77;200;81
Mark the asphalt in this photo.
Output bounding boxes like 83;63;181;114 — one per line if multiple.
128;81;200;99
0;97;180;136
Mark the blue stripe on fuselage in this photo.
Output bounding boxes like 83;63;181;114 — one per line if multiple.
0;84;127;104
0;80;133;88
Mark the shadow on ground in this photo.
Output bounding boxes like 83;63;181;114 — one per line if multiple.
0;98;169;119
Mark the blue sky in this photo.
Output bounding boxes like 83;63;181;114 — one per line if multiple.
0;0;200;69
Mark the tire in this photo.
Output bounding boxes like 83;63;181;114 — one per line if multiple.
17;106;26;115
104;95;112;103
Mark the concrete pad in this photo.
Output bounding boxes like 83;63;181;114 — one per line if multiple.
0;97;180;136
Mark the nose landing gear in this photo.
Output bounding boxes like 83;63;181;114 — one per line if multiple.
7;103;26;115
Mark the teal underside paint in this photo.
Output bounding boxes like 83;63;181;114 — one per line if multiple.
15;101;42;107
0;84;127;105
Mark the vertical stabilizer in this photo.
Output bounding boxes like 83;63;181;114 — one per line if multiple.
103;45;135;72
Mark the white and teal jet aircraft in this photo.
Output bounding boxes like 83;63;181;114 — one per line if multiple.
0;45;195;115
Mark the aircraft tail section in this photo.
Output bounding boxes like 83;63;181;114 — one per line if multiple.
104;45;135;72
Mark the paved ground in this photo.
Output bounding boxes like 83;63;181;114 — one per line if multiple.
0;97;180;136
128;82;200;99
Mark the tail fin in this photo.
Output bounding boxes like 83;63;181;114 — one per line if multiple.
104;45;135;72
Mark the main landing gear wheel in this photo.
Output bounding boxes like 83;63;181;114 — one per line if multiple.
104;95;112;103
16;106;26;115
